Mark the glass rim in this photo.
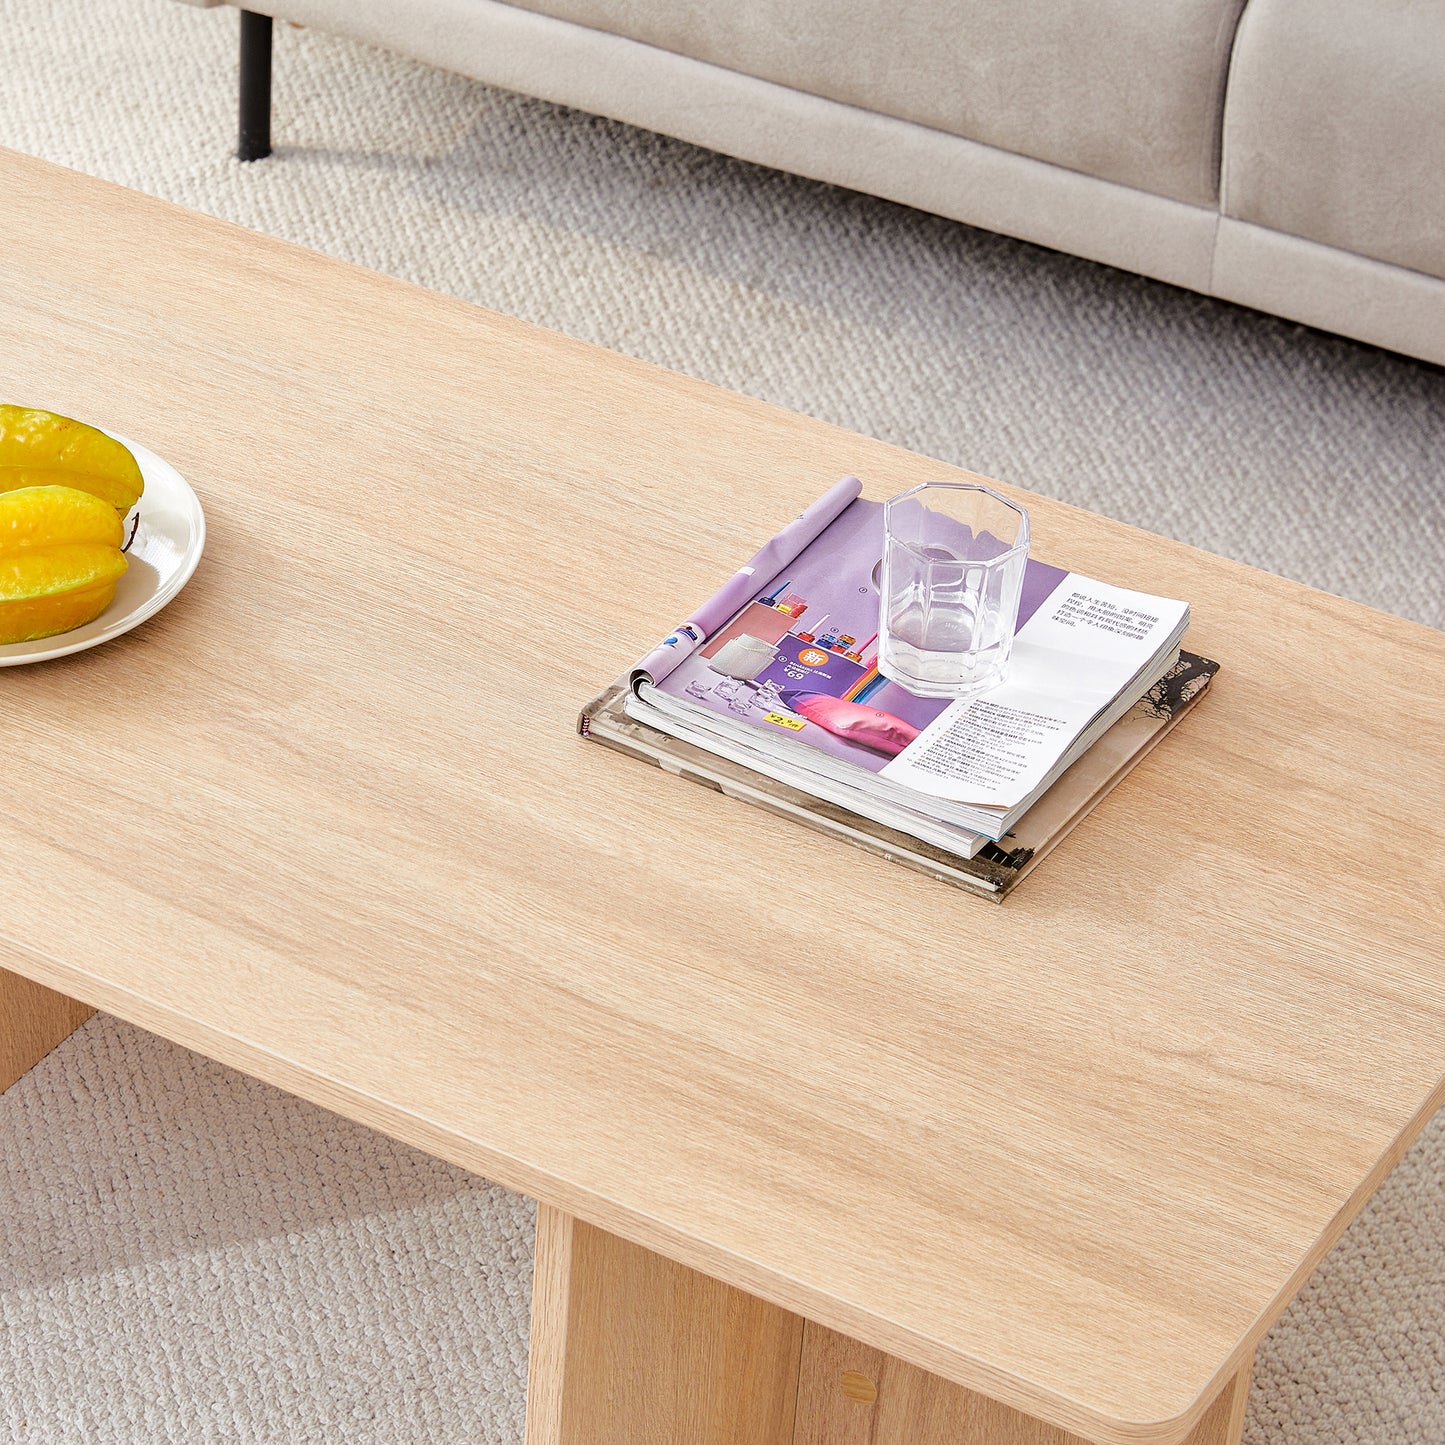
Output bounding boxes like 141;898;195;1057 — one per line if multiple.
883;480;1030;561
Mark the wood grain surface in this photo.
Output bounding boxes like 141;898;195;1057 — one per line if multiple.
794;1322;1251;1445
528;1206;802;1445
529;1209;1250;1445
525;1204;577;1445
0;966;93;1093
1;149;1442;1445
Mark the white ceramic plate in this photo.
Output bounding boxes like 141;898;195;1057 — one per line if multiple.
0;430;206;666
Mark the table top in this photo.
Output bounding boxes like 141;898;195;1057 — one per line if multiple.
3;149;1443;1445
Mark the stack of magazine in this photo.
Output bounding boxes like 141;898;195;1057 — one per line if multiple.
581;477;1218;899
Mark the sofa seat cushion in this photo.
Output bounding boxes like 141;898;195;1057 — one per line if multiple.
499;0;1247;207
1223;0;1445;281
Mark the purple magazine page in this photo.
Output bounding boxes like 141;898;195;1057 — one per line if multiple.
631;476;862;687
653;496;1069;777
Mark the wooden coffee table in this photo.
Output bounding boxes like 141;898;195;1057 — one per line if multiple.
3;148;1442;1445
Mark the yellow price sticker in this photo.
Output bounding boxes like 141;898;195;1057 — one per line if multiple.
764;712;806;730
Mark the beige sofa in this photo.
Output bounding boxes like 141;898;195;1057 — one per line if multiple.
185;0;1445;367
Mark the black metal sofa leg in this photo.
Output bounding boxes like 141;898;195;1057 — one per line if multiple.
238;10;273;161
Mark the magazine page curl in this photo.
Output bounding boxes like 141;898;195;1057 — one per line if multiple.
629;476;862;691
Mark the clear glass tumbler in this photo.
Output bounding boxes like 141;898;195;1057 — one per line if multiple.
877;481;1030;699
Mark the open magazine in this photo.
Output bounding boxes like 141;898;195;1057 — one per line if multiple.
611;476;1191;852
581;477;1218;897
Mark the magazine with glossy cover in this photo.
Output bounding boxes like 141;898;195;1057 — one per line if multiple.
580;477;1216;895
600;477;1191;852
580;649;1218;899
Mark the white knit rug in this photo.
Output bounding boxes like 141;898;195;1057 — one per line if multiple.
0;1018;533;1444
1;3;1442;1442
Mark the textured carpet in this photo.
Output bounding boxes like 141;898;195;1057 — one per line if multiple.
1;1;1443;1442
0;1019;533;1444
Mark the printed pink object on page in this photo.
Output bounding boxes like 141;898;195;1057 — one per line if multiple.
779;692;920;756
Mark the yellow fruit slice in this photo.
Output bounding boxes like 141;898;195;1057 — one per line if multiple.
0;482;125;551
0;485;128;644
0;404;145;516
0;542;129;599
0;577;124;644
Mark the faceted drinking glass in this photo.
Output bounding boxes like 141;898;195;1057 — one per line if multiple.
877;481;1030;699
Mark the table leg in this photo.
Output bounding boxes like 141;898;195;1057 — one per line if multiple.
1;965;93;1094
525;1204;1255;1445
526;1204;803;1445
795;1322;1254;1445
